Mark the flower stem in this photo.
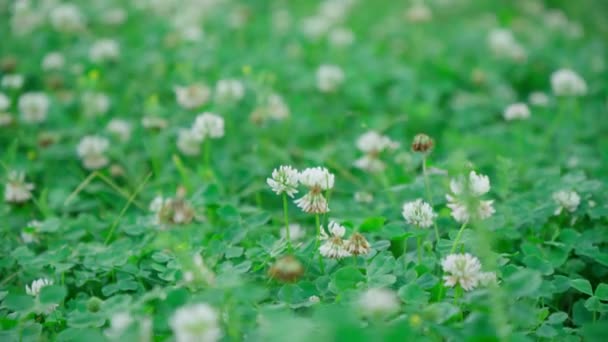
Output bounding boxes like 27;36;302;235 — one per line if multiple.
315;214;325;273
422;156;440;242
417;234;422;264
450;222;467;254
282;194;293;253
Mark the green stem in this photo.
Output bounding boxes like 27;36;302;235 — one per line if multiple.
450;223;467;254
417;235;422;265
315;214;325;273
422;157;440;242
282;194;293;253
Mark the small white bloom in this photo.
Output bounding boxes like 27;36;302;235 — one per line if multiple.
503;103;531;121
551;69;587;96
354;191;373;204
1;74;24;90
298;167;335;190
488;28;526;60
50;3;85;33
102;7;127;26
446;171;494;223
26;278;53;296
319;221;351;259
356;131;398;154
468;171;491;196
192;112;224;139
250;93;290;122
358;288;400;317
22;220;41;244
316;64;344;93
0;92;10;111
105;312;134;339
89;39;120;63
405;3;432;22
328;27;354;47
442;253;482;291
42;52;65;71
141;116;168;130
215;79;245;103
175;84;211;109
82;92;110;117
267;165;299;197
309;295;320;303
149;196;165;212
106;119;132;142
402;199;436;228
170;303;221;342
177;129;202;156
528;92;549;107
77;136;110;170
552;190;580;215
19;92;50;123
4;171;35;203
281;223;306;241
301;16;331;40
478;272;498;286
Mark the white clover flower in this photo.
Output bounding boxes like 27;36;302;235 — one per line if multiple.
82;92;110;117
106;119;132;142
215;79;245;103
405;3;432;23
174;84;211;109
89;39;120;63
402;199;436;228
50;3;85;33
26;278;53;296
354;155;386;173
468;171;491;196
102;7;127;26
177;129;203;156
328;27;354;47
441;253;483;291
309;295;320;303
301;16;331;40
141;116;168;130
0;92;10;111
192;112;224;139
488;28;526;60
267;165;299;197
446;171;494;223
18;92;50;123
10;0;43;35
170;303;221;342
105;312;134;339
294;167;335;213
478;271;498;286
281;223;306;241
551;69;587;96
77;136;110;170
149;196;165;212
42;52;65;71
319;221;351;259
528;91;549;107
553;190;580;215
2;74;24;90
503;103;531;121
354;191;373;204
345;232;371;256
4;171;35;204
358;288;400;317
354;131;399;172
250;93;290;122
316;64;344;93
22;220;41;244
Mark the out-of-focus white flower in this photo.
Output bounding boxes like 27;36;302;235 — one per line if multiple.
215;79;245;103
175;84;211;109
446;171;494;223
552;190;580;215
405;3;432;22
50;3;85;33
22;220;41;244
309;295;320;303
551;69;587;96
488;28;526;61
478;271;498;286
177;129;202;156
141;116;168;130
0;92;10;111
42;52;65;71
272;8;291;33
102;7;127;26
185;254;215;285
281;223;305;241
10;0;43;35
319;221;351;259
353;191;373;204
2;74;24;90
18;92;49;123
328;27;354;47
170;303;221;342
82;92;110;117
150;194;196;225
358;288;400;317
267;165;299;197
503;103;531;121
250;93;290;122
316;64;344;93
192;112;224;139
301;16;331;40
528;91;549;107
105;312;134;340
77;136;110;170
402;199;436;228
178;25;204;42
106;119;132;142
89;39;120;63
4;171;35;203
295;167;335;213
354;131;398;173
0;113;14;127
441;253;482;291
26;278;53;296
450;171;490;196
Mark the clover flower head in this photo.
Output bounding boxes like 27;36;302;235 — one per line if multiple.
358;288;400;317
503;103;531;121
170;303;221;342
174;84;211;109
26;278;53;296
316;64;344;93
441;253;482;291
5;171;35;204
402;199;436;228
319;221;351;259
192;112;224;139
553;190;580;215
267;165;299;197
551;68;587;96
19;92;50;123
77;135;110;170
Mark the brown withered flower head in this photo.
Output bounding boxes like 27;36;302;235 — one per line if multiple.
268;255;304;283
345;232;371;256
411;133;434;153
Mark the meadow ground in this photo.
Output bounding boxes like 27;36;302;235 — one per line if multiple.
1;0;608;341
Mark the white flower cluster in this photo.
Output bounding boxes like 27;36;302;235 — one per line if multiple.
358;288;400;317
215;79;245;103
446;171;495;223
300;0;357;43
319;221;371;259
552;190;580;215
402;199;436;228
4;171;35;204
528;92;550;107
106;119;132;142
488;28;526;61
170;303;221;342
174;84;211;109
316;64;344;93
503;103;531;121
441;253;497;291
149;195;196;225
42;52;65;71
89;39;120;63
266;165;299;198
50;3;85;33
19;92;50;124
77;135;110;170
354;130;398;173
82;92;110;117
250;93;290;123
295;167;335;213
551;69;587;97
26;278;53;296
177;112;224;156
2;74;24;90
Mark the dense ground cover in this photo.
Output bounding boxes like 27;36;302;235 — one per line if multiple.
1;0;607;341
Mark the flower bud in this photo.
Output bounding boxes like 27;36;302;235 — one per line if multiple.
411;134;434;153
87;297;103;312
268;255;304;282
